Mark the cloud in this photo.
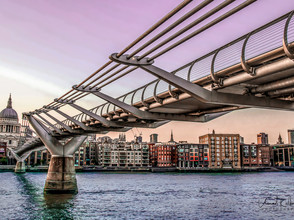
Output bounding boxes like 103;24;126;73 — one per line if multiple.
0;65;65;96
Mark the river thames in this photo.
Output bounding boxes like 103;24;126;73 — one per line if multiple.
0;172;294;219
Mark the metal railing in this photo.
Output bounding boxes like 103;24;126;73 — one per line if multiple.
54;11;294;130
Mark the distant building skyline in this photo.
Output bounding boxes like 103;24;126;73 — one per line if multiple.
96;119;294;147
288;129;294;145
257;133;268;145
149;133;158;143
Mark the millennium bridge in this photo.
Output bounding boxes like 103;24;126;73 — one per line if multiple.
11;0;294;194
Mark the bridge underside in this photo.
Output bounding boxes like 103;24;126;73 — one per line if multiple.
30;48;294;138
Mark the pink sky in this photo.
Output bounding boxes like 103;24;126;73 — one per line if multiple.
1;0;294;144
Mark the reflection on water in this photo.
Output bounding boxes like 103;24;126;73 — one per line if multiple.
42;194;75;219
13;173;75;219
44;194;75;208
1;172;294;219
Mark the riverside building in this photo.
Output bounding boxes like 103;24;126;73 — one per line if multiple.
177;143;209;168
155;131;177;167
74;137;97;166
148;143;158;167
240;144;271;167
199;131;241;169
97;141;149;167
272;144;294;167
97;140;112;167
288;129;294;144
156;143;177;167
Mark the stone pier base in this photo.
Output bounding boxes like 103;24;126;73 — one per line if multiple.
15;161;26;173
44;156;77;194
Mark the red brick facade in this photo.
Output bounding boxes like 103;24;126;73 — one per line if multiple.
241;144;271;167
157;143;177;167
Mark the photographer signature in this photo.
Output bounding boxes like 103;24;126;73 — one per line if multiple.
259;196;294;208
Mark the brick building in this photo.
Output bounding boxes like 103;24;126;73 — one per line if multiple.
241;144;271;167
156;143;177;167
148;143;158;167
199;131;241;169
177;143;209;168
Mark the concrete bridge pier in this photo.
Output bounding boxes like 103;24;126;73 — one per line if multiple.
45;156;77;194
8;147;28;173
15;161;26;173
25;114;86;194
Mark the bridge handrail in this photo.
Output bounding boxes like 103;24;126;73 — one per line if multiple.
54;11;294;129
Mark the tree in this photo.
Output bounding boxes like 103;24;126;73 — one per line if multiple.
0;157;8;165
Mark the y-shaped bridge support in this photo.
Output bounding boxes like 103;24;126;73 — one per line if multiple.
9;137;44;173
24;113;87;194
15;161;26;173
8;138;45;173
12;146;46;173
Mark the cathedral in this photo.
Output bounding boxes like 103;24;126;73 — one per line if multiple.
0;94;21;149
0;94;47;165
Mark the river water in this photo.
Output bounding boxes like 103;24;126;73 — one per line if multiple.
0;172;294;219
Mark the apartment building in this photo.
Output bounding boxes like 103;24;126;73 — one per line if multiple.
199;131;241;169
177;143;209;168
272;144;294;166
241;144;271;167
97;141;149;167
156;143;177;167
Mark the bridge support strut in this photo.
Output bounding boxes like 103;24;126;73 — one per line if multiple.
24;114;86;194
110;53;294;112
15;161;26;173
9;140;44;173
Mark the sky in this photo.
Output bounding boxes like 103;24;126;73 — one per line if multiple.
1;0;294;144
